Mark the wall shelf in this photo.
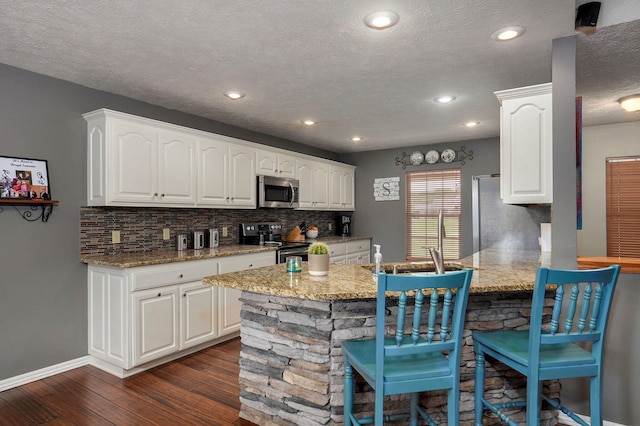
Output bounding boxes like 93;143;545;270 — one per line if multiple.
0;199;59;222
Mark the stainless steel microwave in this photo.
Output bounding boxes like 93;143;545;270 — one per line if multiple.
257;175;299;208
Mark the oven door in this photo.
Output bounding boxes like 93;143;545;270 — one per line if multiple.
277;247;309;264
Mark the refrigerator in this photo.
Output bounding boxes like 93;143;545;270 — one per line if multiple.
472;175;551;253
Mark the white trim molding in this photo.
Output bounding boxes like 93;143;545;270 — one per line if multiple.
0;356;90;392
559;412;627;426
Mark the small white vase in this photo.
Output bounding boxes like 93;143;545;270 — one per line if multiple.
308;254;330;276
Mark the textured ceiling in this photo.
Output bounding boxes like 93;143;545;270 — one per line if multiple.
0;1;637;153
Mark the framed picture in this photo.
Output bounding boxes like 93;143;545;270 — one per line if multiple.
0;156;51;200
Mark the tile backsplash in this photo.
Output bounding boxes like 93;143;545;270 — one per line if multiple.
80;206;342;255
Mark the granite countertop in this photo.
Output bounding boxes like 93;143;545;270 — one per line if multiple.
80;235;372;268
80;245;276;268
202;248;552;301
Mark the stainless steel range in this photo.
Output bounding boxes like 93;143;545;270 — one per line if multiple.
240;222;310;264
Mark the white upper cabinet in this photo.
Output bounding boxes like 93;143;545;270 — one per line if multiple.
85;110;196;207
256;149;297;179
297;158;329;209
329;165;355;211
197;137;256;208
84;109;354;210
495;83;553;204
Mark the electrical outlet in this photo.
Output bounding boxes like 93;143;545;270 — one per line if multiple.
163;228;170;240
328;223;333;231
112;230;121;244
222;226;228;237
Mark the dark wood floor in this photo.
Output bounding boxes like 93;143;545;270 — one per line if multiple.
0;338;255;425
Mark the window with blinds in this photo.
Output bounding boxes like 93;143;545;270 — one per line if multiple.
406;169;461;261
606;156;640;257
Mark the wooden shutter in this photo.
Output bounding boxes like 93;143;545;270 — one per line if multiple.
606;156;640;257
406;169;461;261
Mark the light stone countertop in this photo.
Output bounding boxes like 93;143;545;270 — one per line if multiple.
80;245;276;268
202;248;553;300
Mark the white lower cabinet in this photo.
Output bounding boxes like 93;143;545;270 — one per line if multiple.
328;239;371;265
88;253;272;377
132;286;180;366
217;251;275;336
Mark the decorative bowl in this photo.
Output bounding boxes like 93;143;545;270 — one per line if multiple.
306;229;318;239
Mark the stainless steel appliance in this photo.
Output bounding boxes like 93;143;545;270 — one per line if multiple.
336;214;351;236
193;231;204;249
257;175;299;209
241;222;310;263
205;228;219;248
177;234;188;251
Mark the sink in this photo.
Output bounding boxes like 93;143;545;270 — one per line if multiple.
362;262;466;275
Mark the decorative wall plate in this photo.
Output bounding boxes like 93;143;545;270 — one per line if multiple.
409;151;424;166
425;150;440;164
441;148;456;163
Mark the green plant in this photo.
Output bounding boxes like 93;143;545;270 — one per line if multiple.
308;241;329;255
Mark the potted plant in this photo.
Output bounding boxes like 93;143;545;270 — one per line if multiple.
308;241;330;276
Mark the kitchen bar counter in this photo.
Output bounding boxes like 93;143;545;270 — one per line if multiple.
204;248;557;425
202;248;551;299
80;235;371;268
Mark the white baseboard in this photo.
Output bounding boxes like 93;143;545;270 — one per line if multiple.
0;356;91;392
558;412;626;426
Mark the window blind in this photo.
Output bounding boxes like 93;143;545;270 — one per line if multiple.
606;156;640;257
406;169;461;261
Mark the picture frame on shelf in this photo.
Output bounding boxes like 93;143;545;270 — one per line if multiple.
0;155;51;200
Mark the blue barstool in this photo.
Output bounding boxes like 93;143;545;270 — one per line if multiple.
473;265;621;425
342;269;473;425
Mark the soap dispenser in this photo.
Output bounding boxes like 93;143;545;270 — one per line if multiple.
373;244;383;278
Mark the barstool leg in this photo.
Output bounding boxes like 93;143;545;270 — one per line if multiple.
474;349;485;426
344;360;353;426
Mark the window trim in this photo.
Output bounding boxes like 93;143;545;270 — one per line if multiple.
405;168;461;262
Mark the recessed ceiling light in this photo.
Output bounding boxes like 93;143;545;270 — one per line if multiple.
224;91;245;100
351;136;362;142
464;121;480;128
364;11;399;30
301;120;316;126
491;26;526;41
619;95;640;112
434;95;456;104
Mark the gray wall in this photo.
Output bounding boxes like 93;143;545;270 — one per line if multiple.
340;137;500;262
0;62;337;381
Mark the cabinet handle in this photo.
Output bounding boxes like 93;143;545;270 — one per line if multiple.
179;273;184;278
161;193;165;197
154;193;158;196
248;263;253;268
183;293;187;297
157;292;161;297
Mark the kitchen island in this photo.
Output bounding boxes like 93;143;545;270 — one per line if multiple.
203;249;557;426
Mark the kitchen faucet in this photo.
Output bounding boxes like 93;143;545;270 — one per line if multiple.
428;210;446;274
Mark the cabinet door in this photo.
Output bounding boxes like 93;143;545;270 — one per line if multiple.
297;159;315;208
342;168;355;210
229;145;256;207
180;281;217;349
313;162;330;208
496;84;552;204
110;120;158;203
132;286;179;366
158;131;196;205
277;154;297;178
256;149;278;176
217;253;275;336
197;138;229;205
328;166;343;210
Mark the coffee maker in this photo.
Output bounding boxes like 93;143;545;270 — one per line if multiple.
336;215;351;236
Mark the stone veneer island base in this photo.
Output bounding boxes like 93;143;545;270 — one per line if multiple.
203;249;559;426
